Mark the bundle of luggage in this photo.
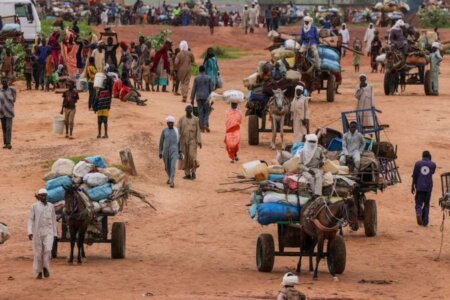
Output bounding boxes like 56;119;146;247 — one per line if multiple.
43;155;128;216
245;145;357;226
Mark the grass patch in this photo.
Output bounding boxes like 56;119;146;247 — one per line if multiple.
200;46;248;60
43;155;91;170
191;63;199;76
40;19;92;40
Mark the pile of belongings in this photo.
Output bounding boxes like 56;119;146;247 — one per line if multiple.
43;155;128;216
245;144;356;226
0;222;10;245
209;90;246;104
373;0;410;12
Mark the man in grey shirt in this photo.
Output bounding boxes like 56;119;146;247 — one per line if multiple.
340;121;365;170
191;65;212;133
0;78;16;149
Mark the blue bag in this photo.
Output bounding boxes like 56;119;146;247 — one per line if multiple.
85;155;107;168
46;176;73;191
327;137;342;151
320;58;341;73
268;174;285;182
87;183;112;202
317;45;340;61
256;203;299;225
291;142;304;156
47;186;66;204
250;92;269;103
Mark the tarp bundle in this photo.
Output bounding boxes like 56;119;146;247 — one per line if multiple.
42;156;128;216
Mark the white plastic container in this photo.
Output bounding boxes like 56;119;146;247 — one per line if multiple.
76;78;88;92
53;116;65;135
242;160;268;179
93;73;106;88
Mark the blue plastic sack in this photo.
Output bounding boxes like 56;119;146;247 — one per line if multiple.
85;156;107;168
256;203;299;225
47;186;66;204
291;142;304;155
87;183;112;202
327;137;342;151
268;174;285;182
46;176;72;191
249;92;269;103
320;58;341;73
317;45;340;61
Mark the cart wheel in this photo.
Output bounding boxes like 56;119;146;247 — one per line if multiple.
424;70;432;96
51;237;58;259
256;234;275;272
248;115;259;146
326;74;336;103
364;199;377;237
111;222;126;259
384;71;398;95
327;235;346;275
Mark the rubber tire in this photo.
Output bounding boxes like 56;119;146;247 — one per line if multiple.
248;115;259;146
327;235;346;275
384;71;397;95
51;238;58;259
424;70;432;96
111;222;126;259
326;74;336;103
364;200;377;237
256;234;275;272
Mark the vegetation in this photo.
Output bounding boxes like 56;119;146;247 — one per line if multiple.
200;46;248;60
141;29;172;50
40;19;92;40
418;8;450;28
4;39;25;80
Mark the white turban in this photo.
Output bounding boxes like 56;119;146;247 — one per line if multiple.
432;42;440;48
300;134;318;164
38;188;48;195
282;272;299;286
166;115;175;123
179;40;188;51
393;19;404;29
304;16;313;22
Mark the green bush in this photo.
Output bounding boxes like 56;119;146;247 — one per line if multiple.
40;19;91;40
419;8;450;28
141;29;172;50
200;46;247;60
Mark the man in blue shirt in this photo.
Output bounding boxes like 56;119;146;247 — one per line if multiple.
411;151;436;226
299;16;320;69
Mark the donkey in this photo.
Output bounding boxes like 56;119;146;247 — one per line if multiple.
64;186;93;264
268;88;290;150
296;197;359;280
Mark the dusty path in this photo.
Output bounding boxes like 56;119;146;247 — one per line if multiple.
0;25;450;300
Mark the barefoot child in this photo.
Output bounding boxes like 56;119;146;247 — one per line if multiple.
93;76;112;138
60;81;79;139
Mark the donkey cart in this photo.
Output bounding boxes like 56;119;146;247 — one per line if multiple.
52;213;126;259
256;222;346;274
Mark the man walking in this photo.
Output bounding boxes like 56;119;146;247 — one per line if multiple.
355;74;375;127
0;78;16;149
412;151;436;226
159;116;181;188
290;85;309;143
190;65;213;132
178;105;202;180
27;189;57;279
60;81;79;139
175;41;195;103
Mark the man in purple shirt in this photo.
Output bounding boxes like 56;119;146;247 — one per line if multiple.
411;151;436;226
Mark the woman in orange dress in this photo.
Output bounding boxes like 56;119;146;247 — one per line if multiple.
224;102;243;163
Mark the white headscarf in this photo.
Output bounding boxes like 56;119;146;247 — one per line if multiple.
166;115;175;123
303;16;313;32
179;40;189;51
393;19;404;29
300;134;318;165
432;42;440;49
293;85;304;100
38;188;48;195
282;272;299;287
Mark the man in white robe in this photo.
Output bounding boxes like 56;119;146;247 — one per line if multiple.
290;85;310;143
364;23;375;55
27;189;57;279
339;23;350;57
355;74;376;128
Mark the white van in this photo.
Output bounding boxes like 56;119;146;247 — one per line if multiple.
0;0;41;42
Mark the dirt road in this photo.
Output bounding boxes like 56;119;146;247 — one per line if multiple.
0;25;450;300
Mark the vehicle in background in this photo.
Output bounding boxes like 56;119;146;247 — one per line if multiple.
0;0;41;42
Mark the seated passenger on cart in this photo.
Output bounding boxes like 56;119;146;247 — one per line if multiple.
299;16;320;70
297;134;324;197
340;121;365;171
388;19;408;55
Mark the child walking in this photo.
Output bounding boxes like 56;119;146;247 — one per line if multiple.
60;81;79;139
353;38;362;73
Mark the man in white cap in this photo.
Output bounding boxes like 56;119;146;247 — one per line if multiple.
355;74;375;127
297;133;324;197
290;85;309;143
159;115;181;188
249;2;258;33
429;42;442;95
299;15;320;69
175;40;195;103
27;189;57;279
242;5;250;34
277;272;307;300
